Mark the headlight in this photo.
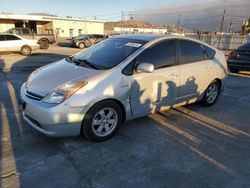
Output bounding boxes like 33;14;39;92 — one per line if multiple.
42;80;87;104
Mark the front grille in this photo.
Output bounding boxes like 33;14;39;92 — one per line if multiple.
25;90;43;101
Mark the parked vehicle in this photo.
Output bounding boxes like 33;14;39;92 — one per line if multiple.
4;27;56;49
19;34;227;141
227;43;250;73
0;33;39;56
70;34;108;49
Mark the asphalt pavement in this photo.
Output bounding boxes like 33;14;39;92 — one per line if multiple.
0;45;250;188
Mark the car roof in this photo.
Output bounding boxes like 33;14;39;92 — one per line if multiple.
112;34;173;42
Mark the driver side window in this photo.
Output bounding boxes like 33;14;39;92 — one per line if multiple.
122;39;177;75
136;39;176;69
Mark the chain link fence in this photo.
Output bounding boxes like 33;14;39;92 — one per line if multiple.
186;34;250;50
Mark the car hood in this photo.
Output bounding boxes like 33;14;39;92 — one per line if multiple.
26;59;100;97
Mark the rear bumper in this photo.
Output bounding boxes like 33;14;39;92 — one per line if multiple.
227;59;250;69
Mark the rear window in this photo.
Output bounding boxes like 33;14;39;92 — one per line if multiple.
238;43;250;50
203;45;216;59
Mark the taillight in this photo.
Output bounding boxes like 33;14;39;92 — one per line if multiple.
228;51;238;59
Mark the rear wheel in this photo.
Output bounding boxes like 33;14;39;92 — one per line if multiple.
78;42;85;49
20;45;31;56
39;39;49;49
200;80;220;106
82;100;123;142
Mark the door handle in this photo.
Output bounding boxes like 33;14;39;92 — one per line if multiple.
170;73;178;79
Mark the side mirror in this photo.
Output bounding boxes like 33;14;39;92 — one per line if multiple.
136;63;154;73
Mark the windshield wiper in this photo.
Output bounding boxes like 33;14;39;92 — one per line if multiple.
72;58;99;70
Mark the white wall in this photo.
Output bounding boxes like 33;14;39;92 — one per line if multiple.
52;19;104;37
0;23;15;33
114;27;168;34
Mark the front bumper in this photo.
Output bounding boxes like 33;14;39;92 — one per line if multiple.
19;83;84;137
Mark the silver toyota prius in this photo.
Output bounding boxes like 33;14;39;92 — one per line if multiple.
20;34;227;141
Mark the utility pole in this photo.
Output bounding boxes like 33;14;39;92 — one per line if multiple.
178;14;181;27
228;18;233;33
219;0;227;34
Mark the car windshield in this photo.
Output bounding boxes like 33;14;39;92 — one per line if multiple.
71;38;147;69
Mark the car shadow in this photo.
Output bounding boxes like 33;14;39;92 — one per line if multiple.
1;52;249;187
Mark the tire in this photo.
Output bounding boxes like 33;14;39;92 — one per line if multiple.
78;42;85;49
20;45;32;56
200;80;220;106
82;100;123;142
39;39;49;49
229;67;239;73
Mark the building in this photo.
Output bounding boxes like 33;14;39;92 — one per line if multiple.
0;14;104;38
114;27;168;34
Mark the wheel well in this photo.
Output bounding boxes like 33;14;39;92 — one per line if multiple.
39;38;49;43
91;98;126;122
78;41;85;46
21;45;31;50
214;78;222;91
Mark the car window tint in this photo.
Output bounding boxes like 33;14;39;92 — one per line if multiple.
179;40;206;64
0;35;5;41
22;29;30;34
136;39;176;69
203;45;216;59
5;35;21;41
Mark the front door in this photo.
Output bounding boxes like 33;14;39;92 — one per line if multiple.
129;39;179;117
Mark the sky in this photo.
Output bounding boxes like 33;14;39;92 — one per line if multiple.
0;0;249;31
0;0;207;20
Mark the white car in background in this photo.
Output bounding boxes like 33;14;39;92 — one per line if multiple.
0;33;39;56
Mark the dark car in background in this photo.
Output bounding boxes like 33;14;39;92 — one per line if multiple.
70;34;108;49
227;43;250;73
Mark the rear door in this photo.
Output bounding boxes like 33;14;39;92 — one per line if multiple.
177;39;212;103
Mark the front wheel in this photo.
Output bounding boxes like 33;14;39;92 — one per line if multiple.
200;81;220;106
82;100;123;142
78;42;85;49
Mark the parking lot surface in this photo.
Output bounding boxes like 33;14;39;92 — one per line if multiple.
0;45;250;188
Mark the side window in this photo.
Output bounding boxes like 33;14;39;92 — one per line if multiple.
136;39;176;69
5;35;21;41
179;40;206;64
203;45;216;59
22;29;30;34
0;35;5;41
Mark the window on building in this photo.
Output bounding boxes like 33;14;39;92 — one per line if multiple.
78;29;82;35
69;29;74;37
